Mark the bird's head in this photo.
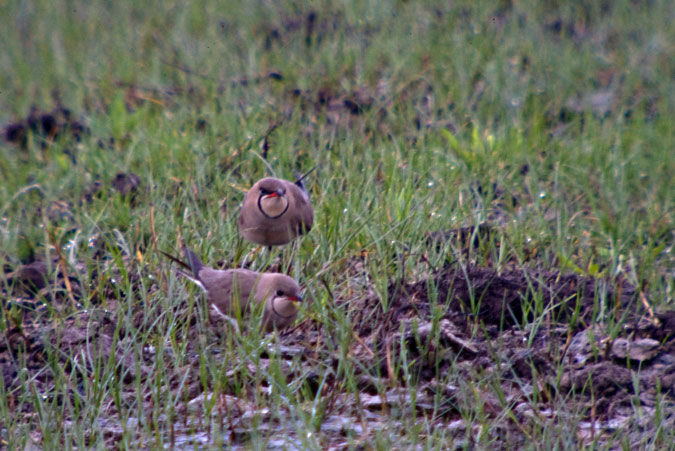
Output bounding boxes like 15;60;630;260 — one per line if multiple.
256;178;289;219
264;274;303;321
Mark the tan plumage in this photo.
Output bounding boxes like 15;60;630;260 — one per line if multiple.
237;176;313;247
162;249;302;331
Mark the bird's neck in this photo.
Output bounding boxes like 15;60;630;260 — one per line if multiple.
271;297;297;318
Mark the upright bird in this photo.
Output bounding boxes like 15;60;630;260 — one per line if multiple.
162;248;303;331
237;174;314;247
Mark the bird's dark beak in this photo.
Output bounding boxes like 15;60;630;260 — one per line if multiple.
265;189;284;198
287;294;302;303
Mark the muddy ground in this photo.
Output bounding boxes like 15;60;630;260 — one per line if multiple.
2;234;674;448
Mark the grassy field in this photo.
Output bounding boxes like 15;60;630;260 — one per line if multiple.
1;0;674;449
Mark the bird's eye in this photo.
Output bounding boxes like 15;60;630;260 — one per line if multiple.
260;188;271;195
276;290;283;296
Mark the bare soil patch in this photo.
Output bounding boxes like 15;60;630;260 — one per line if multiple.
4;240;671;448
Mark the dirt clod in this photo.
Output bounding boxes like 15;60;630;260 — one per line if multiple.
5;261;49;295
2;106;88;148
111;172;142;197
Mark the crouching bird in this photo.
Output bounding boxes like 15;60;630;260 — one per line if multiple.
237;173;314;247
162;248;302;331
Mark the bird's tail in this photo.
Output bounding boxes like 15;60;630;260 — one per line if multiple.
183;248;204;276
160;248;204;278
160;249;207;291
159;250;191;270
293;166;315;194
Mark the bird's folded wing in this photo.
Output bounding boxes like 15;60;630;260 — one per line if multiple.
288;184;314;231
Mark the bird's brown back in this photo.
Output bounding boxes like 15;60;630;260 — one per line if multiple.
197;268;261;312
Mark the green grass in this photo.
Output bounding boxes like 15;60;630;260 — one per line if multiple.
1;0;674;449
